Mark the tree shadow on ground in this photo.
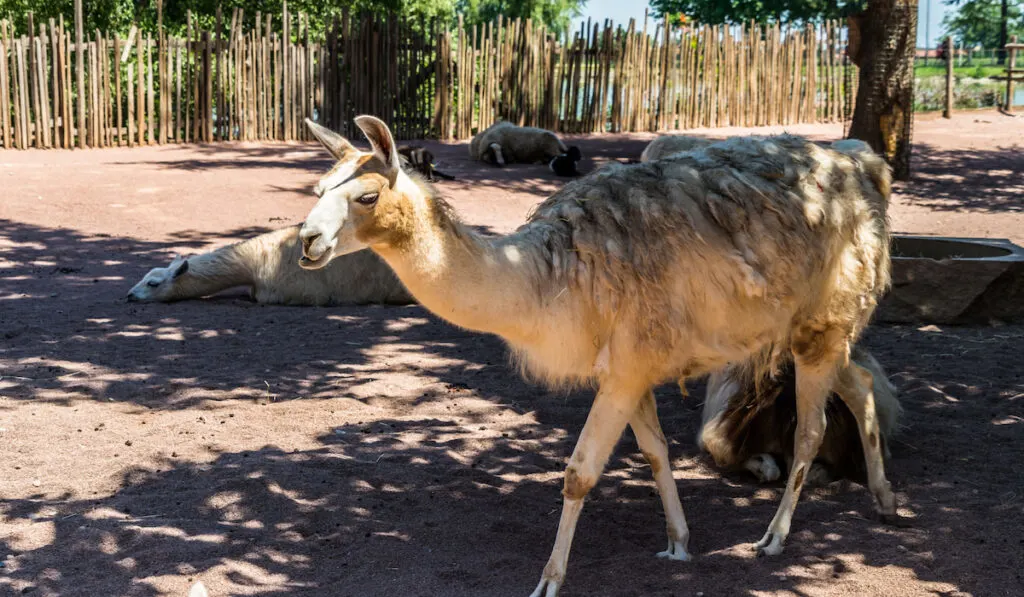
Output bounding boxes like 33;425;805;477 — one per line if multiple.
901;143;1024;214
112;144;337;174
2;213;1022;596
0;219;503;412
4;320;1022;596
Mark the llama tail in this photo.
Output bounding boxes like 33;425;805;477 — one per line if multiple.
830;139;892;201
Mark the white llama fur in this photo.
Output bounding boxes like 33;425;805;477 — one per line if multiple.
188;582;209;597
127;225;413;305
640;135;714;162
699;344;901;485
469;121;568;166
297;117;895;596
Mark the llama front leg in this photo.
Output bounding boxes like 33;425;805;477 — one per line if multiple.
530;381;646;597
754;354;833;557
630;390;691;561
835;362;898;521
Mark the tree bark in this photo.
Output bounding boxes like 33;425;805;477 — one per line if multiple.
846;0;918;181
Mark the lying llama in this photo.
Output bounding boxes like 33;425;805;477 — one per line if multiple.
127;225;413;305
297;117;896;596
699;344;901;486
469;121;582;175
398;145;455;182
640;134;713;162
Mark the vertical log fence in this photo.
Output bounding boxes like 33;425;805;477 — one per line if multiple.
0;8;854;149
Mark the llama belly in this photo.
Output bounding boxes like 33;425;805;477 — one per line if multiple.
509;331;601;388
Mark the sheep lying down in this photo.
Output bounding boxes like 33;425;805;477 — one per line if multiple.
470;121;582;175
640;134;714;162
126;225;414;306
698;345;901;486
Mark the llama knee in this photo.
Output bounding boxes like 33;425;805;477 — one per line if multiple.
562;464;598;500
792;326;848;368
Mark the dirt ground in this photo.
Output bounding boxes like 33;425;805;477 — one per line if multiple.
1;112;1022;597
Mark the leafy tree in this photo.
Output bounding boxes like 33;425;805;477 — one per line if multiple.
0;0;457;36
648;0;866;25
943;0;1022;52
457;0;586;36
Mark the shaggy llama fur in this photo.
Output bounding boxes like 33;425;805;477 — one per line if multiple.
640;134;714;162
469;121;570;166
699;344;901;485
297;117;895;597
127;225;413;305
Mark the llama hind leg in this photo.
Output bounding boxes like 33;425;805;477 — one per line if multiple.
630;390;691;561
754;337;837;556
834;362;898;521
530;380;646;597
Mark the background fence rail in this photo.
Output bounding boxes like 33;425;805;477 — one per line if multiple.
0;6;853;149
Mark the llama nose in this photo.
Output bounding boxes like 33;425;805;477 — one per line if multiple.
301;231;321;255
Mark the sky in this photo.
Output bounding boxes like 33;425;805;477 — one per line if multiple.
573;0;953;48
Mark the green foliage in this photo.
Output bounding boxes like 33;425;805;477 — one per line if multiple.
943;0;1023;49
457;0;586;36
0;0;582;38
0;0;457;36
648;0;866;25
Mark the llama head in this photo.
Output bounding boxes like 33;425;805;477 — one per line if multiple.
479;142;506;166
300;116;429;270
126;256;190;302
549;146;583;177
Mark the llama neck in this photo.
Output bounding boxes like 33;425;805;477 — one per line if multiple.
374;200;538;340
173;238;258;299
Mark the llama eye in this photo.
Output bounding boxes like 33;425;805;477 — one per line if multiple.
356;193;379;206
146;280;160;287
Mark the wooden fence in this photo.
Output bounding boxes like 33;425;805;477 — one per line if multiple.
441;17;855;139
0;6;854;150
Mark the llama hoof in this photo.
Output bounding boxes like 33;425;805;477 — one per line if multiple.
878;512;910;528
754;532;785;557
656;539;692;561
806;462;834;486
529;577;561;597
746;454;781;483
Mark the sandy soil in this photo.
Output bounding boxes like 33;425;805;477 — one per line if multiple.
1;112;1022;597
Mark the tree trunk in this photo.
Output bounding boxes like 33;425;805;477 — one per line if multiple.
846;0;918;181
998;0;1009;65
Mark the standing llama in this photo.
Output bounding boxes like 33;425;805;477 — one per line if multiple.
297;116;896;596
127;225;413;305
699;344;901;486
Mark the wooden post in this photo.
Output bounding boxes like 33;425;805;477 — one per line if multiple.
0;36;8;149
136;24;144;145
74;0;84;147
1006;36;1018;113
158;0;165;143
944;36;954;118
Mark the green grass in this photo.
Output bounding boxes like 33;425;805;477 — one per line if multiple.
914;64;1006;78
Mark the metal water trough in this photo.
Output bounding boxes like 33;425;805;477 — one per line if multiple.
876;235;1024;324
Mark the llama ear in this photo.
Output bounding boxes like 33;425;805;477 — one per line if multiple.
173;259;189;278
305;118;355;161
354;115;400;181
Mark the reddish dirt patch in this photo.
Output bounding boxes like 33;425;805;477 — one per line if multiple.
1;113;1022;597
